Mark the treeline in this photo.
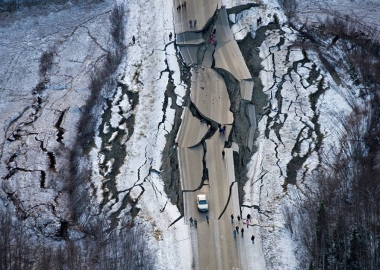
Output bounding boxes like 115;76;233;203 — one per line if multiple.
0;207;156;269
287;14;380;270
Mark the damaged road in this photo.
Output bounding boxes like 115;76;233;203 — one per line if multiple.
173;4;262;269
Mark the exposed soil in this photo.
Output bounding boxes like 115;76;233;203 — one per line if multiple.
160;48;191;215
226;24;283;206
161;18;278;214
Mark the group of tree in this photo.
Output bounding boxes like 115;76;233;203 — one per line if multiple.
286;9;380;270
0;207;156;269
1;3;157;269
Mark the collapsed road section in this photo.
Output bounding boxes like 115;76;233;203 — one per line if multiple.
174;2;263;269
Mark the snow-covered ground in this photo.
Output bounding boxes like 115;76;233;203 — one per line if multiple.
0;1;115;237
89;0;192;268
0;0;376;268
230;0;372;269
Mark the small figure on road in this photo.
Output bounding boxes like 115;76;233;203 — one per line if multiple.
178;4;181;11
194;20;197;27
219;125;226;134
194;219;198;228
237;215;241;222
231;214;234;223
132;35;136;44
233;229;237;238
184;1;186;8
247;213;251;220
246;218;250;228
251;235;255;244
189;20;193;28
189;217;193;226
222;150;225;159
169;32;173;40
206;215;209;224
212;25;216;35
236;226;239;234
241;228;244;237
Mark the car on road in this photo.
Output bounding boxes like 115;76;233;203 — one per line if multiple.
197;194;208;212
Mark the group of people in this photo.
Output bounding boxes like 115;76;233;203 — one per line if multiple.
189;20;197;28
257;17;262;26
231;213;251;226
219;124;226;159
232;214;255;244
233;225;245;237
189;215;209;228
189;213;255;244
177;1;186;11
189;217;198;228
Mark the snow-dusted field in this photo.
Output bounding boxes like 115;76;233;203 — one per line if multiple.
0;1;115;237
231;0;375;269
0;0;191;266
0;0;377;268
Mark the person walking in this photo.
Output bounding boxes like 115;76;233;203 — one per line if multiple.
132;35;136;44
169;32;173;40
206;215;209;224
194;219;198;228
241;228;244;237
219;126;226;135
194;20;197;27
189;20;193;28
251;235;255;244
222;150;225;159
246;218;250;228
184;1;186;8
237;215;241;222
236;226;239;234
233;229;237;238
231;214;234;223
189;217;193;226
247;213;251;220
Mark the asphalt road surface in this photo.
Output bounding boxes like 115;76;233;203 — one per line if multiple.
175;2;252;269
214;7;251;81
174;0;222;34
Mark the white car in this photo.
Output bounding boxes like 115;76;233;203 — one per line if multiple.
197;194;208;212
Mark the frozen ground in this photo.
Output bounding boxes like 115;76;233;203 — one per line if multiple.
0;0;376;268
0;1;114;237
232;0;373;269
